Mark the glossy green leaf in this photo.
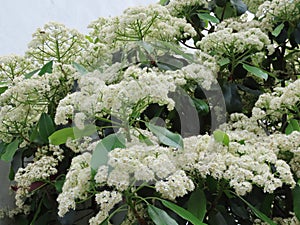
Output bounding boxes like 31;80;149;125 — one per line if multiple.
208;211;228;225
138;133;154;146
161;200;207;225
146;123;183;150
0;86;8;94
285;119;300;135
38;113;55;142
72;62;88;74
192;98;209;115
213;130;230;147
55;177;65;193
198;13;220;24
24;68;40;79
242;64;268;80
49;125;96;145
187;188;206;222
293;184;300;221
38;61;53;75
221;83;242;113
272;23;284;37
230;0;247;15
147;205;178;225
91;133;126;175
48;127;75;145
218;58;230;67
235;194;277;225
159;0;169;5
1;139;20;162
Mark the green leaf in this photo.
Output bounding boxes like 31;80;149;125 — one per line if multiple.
159;0;169;5
72;62;88;75
242;64;268;80
230;0;247;15
55;177;65;193
49;125;97;145
91;133;126;175
221;83;242;113
24;68;40;79
213;130;230;147
191;98;209;115
38;113;55;143
1;139;20;162
208;211;228;225
147;205;178;225
285;119;300;135
293;184;300;221
161;200;207;225
272;23;284;37
38;61;53;75
0;86;8;94
0;141;6;155
235;193;277;225
138;133;154;146
187;188;206;222
218;58;230;67
48;127;75;145
198;13;220;24
146;123;183;150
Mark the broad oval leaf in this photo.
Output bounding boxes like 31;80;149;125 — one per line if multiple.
187;188;207;222
146;123;183;150
242;64;268;80
285;119;300;135
91;133;126;175
161;200;207;225
198;13;220;24
72;62;88;75
38;61;53;75
213;130;230;147
293;184;300;221
147;205;178;225
235;193;277;225
1;139;20;162
49;125;96;145
230;0;247;15
38;113;56;143
272;23;284;37
48;127;74;145
191;97;209;115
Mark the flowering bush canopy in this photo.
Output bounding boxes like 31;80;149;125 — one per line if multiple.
0;0;300;224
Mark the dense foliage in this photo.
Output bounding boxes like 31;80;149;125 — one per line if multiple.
0;0;300;224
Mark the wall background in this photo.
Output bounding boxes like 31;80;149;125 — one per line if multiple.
0;0;157;55
0;1;156;224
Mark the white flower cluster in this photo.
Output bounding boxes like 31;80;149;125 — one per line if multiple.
14;155;59;209
88;4;197;49
253;215;300;225
242;0;266;13
256;0;300;31
166;0;208;16
197;26;270;60
89;191;123;225
0;68;76;143
94;143;196;200
26;22;86;65
0;75;48;142
0;55;34;82
57;152;92;217
252;79;300;122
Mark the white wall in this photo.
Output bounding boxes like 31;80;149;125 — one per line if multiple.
0;0;157;55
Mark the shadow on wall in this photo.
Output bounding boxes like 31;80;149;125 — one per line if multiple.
0;161;16;225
